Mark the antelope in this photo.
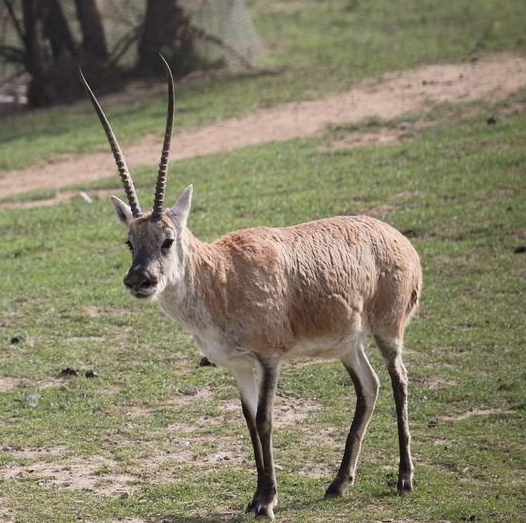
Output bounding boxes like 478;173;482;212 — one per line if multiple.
80;57;422;520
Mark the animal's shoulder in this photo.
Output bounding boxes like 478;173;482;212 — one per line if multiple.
214;227;283;273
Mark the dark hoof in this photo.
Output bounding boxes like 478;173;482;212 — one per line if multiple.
255;505;275;520
324;483;344;499
246;497;277;520
397;475;413;495
245;499;258;514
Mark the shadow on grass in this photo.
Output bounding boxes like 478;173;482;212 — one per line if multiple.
160;489;407;522
157;513;245;523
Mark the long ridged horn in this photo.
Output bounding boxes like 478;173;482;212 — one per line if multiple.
151;55;175;221
78;68;142;218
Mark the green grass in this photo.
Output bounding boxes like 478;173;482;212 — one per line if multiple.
1;0;526;173
1;85;525;521
1;1;526;520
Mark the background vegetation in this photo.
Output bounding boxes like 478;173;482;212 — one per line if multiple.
2;0;526;173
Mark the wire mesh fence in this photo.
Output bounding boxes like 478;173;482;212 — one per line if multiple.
0;0;262;114
183;0;262;69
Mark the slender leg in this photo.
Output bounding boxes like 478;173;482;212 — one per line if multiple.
233;366;265;513
374;335;413;494
251;357;280;520
325;341;380;498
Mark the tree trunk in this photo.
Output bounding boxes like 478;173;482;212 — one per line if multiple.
21;0;53;106
43;0;76;60
20;0;109;106
3;0;204;107
137;0;195;77
74;0;108;62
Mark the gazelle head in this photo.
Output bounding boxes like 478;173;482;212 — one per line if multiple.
80;57;192;300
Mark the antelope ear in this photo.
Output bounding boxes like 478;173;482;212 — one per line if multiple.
168;185;193;229
111;196;133;228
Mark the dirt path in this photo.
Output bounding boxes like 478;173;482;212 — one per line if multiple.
1;53;526;201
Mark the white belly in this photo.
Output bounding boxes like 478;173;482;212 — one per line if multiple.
159;291;365;368
192;326;256;371
283;334;361;360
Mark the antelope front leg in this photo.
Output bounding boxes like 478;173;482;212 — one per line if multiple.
244;358;280;520
254;358;280;519
234;367;266;514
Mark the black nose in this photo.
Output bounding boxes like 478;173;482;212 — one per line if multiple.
124;271;158;291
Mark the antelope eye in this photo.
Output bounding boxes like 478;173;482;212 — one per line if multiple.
125;240;133;252
162;238;174;250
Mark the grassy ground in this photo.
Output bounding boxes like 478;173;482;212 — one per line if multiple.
1;1;526;521
1;84;525;521
1;0;526;173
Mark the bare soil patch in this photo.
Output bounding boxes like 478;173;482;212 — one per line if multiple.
136;432;248;482
124;387;214;420
166;414;222;433
83;305;103;317
362;204;396;217
156;394;322;477
439;407;515;422
328;127;414;150
414;375;458;390
388;191;419;201
35;377;64;389
0;452;136;495
293;426;342;478
161;394;321;457
220;394;321;429
1;53;526;204
274;396;322;427
0;377;23;392
3;445;68;459
425;376;458;390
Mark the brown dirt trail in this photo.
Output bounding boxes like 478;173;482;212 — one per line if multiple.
1;53;526;200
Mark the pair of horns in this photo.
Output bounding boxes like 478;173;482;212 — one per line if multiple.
79;55;175;222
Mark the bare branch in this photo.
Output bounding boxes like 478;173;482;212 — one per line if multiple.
103;0;143;29
2;0;25;45
0;43;24;63
107;24;142;69
188;21;254;70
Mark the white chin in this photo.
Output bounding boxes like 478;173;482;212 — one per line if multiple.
130;288;157;300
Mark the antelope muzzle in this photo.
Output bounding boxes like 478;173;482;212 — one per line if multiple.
123;269;158;298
